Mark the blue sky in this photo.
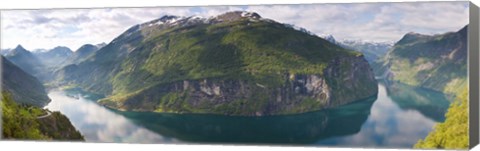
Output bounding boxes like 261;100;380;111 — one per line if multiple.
1;1;469;51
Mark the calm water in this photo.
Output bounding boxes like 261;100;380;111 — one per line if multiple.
44;82;451;148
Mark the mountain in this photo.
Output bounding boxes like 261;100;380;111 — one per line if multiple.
381;26;467;94
1;56;50;106
341;40;392;63
56;11;378;116
321;35;393;63
96;42;107;49
1;56;84;140
34;46;73;68
4;45;47;81
1;49;11;55
323;35;339;45
65;44;101;65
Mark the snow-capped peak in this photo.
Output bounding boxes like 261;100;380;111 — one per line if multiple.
240;11;261;19
342;39;394;46
320;34;337;44
149;15;185;26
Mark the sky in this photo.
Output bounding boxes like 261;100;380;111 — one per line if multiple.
0;1;469;51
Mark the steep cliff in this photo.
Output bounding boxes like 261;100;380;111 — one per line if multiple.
58;11;378;116
380;26;467;94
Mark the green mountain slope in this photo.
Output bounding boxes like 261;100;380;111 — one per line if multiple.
1;56;84;140
56;11;378;116
1;56;50;106
381;26;467;94
1;92;84;140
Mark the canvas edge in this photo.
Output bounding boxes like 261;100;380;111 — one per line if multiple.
469;1;480;149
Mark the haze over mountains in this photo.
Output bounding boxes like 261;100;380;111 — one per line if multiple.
33;46;73;68
322;35;393;64
3;45;46;80
1;43;105;81
1;56;50;106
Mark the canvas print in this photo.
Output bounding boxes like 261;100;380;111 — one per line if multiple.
0;1;471;149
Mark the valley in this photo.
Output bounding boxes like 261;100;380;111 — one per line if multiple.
1;9;468;149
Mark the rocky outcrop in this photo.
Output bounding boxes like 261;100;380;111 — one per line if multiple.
37;112;84;140
99;55;378;116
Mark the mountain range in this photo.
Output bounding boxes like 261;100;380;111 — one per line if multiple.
54;11;378;116
2;11;467;116
322;35;393;63
3;45;47;80
33;46;73;68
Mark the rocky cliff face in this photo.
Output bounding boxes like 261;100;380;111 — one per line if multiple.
99;55;377;116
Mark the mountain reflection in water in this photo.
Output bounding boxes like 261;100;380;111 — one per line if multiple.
46;82;450;148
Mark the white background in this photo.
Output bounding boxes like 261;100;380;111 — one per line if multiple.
0;0;479;151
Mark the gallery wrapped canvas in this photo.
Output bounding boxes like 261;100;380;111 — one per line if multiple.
1;1;479;150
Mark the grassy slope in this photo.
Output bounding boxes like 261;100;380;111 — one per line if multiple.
113;20;358;94
414;87;468;149
1;92;84;140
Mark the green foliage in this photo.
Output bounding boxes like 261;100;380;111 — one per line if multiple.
112;19;357;96
1;92;84;140
1;92;49;139
414;87;468;149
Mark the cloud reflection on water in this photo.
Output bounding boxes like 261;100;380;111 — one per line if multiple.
317;84;437;148
46;91;180;144
46;83;443;148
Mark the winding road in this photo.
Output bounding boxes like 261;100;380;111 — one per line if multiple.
36;111;52;119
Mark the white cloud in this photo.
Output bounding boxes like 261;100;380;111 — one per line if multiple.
1;2;469;50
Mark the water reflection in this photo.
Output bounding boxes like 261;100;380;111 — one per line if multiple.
113;96;376;145
45;91;180;144
317;83;441;148
45;82;450;148
385;82;451;122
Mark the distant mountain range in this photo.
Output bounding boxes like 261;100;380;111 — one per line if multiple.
321;35;393;63
66;43;103;65
3;45;47;80
33;46;73;68
1;43;105;82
